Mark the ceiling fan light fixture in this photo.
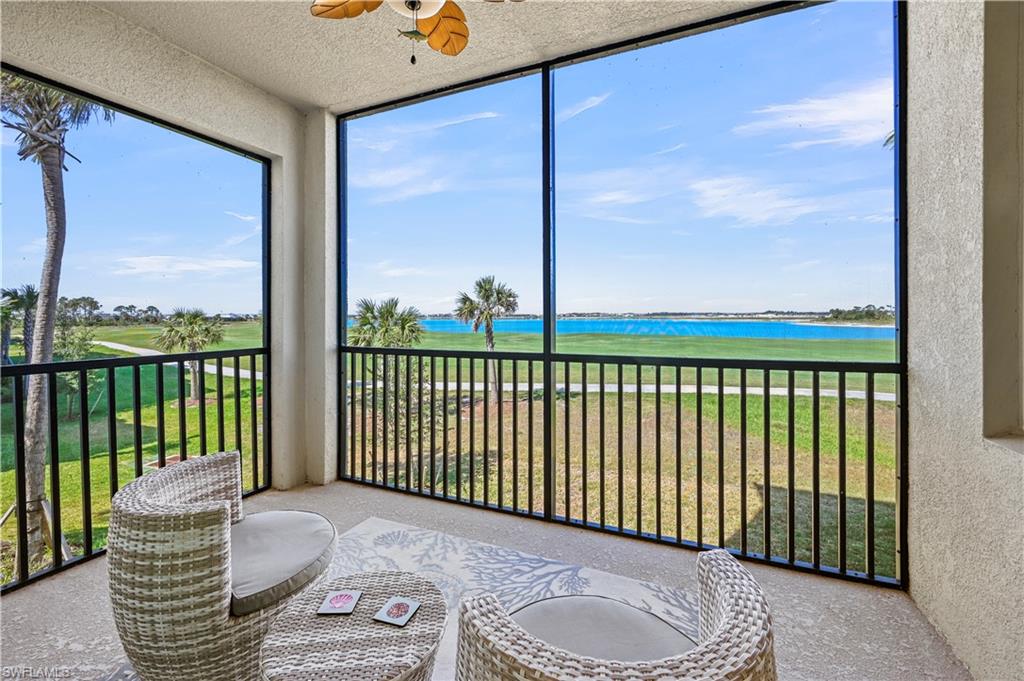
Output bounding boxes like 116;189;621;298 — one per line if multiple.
387;0;443;19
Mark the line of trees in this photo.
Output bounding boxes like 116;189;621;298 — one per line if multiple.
824;305;895;322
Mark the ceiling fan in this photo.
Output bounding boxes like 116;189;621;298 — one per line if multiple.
311;0;524;62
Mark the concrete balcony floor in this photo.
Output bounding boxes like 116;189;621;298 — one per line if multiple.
1;482;969;680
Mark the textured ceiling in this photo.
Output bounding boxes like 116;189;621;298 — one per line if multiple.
94;0;772;113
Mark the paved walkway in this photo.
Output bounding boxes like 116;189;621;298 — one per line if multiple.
93;341;263;379
353;381;896;402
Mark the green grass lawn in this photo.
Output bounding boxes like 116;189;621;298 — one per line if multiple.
3;323;897;585
0;346;266;585
345;384;898;578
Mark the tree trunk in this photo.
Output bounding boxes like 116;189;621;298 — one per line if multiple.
190;360;200;401
485;324;500;402
1;321;10;365
21;145;68;566
22;310;35;361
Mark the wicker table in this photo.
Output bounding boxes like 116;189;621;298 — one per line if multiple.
260;571;448;681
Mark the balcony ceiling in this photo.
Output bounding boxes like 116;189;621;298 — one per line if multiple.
94;0;771;113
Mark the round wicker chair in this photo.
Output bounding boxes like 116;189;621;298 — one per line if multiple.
455;549;777;681
107;451;335;681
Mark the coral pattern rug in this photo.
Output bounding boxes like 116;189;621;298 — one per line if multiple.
106;517;698;680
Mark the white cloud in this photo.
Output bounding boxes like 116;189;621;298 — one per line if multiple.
583;213;660;225
352;112;500;153
670;229;692;237
221;225;261;247
350;162;430;190
370;178;451;204
688;176;822;225
371;260;434;278
18;237;46;254
652;142;687;156
848;213;893;223
556;93;611;123
224;211;257;222
113;256;258;277
733;79;893;149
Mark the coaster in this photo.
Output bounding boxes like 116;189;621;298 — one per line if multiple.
373;596;421;626
317;590;362;615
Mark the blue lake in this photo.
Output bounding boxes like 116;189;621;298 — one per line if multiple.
349;317;895;341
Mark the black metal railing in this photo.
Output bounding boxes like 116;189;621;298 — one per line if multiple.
340;346;904;586
0;347;271;592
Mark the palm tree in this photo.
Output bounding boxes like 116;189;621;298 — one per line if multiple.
2;73;113;565
454;276;519;398
154;309;225;401
2;285;39;360
349;298;423;348
0;296;12;366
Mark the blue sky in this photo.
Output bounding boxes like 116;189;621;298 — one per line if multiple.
3;1;895;320
2;109;264;314
347;0;896;316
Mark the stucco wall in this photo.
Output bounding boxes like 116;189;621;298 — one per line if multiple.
1;0;310;489
907;3;1024;680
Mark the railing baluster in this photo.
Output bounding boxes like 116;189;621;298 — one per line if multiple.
564;360;570;521
696;368;703;547
107;367;119;495
812;371;821;569
234;358;243;469
443;357;449;498
455;358;462;501
394;355;401;487
581;362;588;525
740;369;748;555
528;360;534;513
599;363;606;529
512;360;519;512
198;362;207;456
418;355;424;493
498;360;504;508
252;354;260;489
349;352;356;479
13;376;29;581
838;371;848;573
361;352;368;481
655;365;662;539
718;366;725;548
382;354;389;486
866;372;876;578
483;360;490;506
469;359;475;503
47;373;62;569
132;365;143;476
617;363;624;532
635;363;642;536
675;366;682;544
405;354;412;491
177;362;187;462
156;365;166;468
372;353;378;483
215;358;225;453
763;369;772;559
79;370;93;555
787;369;795;564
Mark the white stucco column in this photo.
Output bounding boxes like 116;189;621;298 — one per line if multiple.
302;110;340;485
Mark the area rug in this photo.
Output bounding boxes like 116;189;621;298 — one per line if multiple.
105;517;698;680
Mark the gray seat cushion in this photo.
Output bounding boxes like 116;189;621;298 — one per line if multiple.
229;510;336;616
510;595;695;662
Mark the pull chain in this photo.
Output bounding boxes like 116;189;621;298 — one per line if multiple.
411;6;418;64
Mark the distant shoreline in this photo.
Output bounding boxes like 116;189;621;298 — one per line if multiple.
408;313;895;327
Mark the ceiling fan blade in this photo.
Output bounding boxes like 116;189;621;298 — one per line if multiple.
416;0;469;56
310;0;384;19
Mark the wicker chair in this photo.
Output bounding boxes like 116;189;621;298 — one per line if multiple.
107;451;336;681
455;549;777;681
